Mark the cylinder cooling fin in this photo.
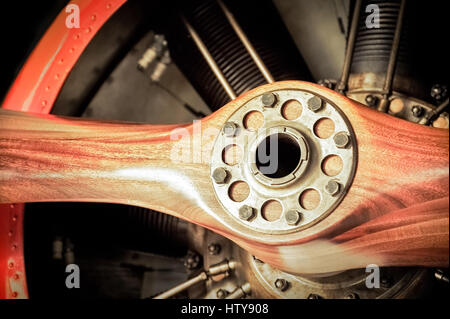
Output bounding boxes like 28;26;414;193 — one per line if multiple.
345;0;449;127
166;0;313;111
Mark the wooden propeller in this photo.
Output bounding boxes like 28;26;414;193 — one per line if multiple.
0;81;448;274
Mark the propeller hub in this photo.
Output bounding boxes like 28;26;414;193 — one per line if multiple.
210;88;357;234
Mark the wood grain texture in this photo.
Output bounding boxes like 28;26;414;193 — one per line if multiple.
0;81;448;274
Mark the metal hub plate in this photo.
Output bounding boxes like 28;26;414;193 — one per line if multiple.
247;253;429;299
210;89;357;234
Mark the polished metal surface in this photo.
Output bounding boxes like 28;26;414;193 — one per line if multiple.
182;17;237;100
347;90;450;129
247;253;430;299
210;89;357;234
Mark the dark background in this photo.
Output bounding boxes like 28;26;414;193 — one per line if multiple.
1;1;68;102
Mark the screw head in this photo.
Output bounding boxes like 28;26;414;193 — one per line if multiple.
325;180;340;196
208;243;221;255
285;210;302;225
216;289;228;299
307;293;322;299
274;278;289;291
333;132;350;148
411;105;423;117
365;94;378;107
307;96;323;112
261;92;277;107
212;167;228;184
239;205;255;221
223;122;238;137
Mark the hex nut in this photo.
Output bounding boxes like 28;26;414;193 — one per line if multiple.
223;122;239;137
411;105;423;117
325;180;340;196
274;278;289;291
333;132;350;148
212;168;228;184
285;210;302;225
261;92;277;107
239;205;255;221
307;96;323;112
216;289;228;299
365;94;379;107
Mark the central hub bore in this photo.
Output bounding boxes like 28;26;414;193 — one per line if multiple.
249;126;309;187
255;133;301;179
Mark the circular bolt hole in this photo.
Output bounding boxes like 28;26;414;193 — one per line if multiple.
299;189;321;210
222;144;242;166
228;181;250;202
255;133;301;179
281;100;302;120
243;111;264;131
321;155;343;176
314;118;335;139
261;200;283;222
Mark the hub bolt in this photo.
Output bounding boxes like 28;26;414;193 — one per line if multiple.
307;96;323;112
285;210;302;225
212;167;228;184
223;122;239;137
239;205;255;221
261;92;277;107
333;132;350;148
325;180;340;196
